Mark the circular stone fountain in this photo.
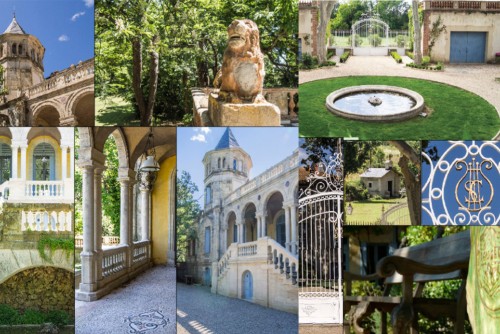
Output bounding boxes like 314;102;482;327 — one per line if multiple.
325;85;425;122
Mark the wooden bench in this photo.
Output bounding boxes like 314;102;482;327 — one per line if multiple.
344;230;470;334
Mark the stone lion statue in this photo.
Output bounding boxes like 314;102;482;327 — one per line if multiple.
214;19;265;103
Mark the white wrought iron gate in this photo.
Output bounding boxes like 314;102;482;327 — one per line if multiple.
298;151;343;324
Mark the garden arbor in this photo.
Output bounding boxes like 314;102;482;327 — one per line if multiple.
352;17;389;56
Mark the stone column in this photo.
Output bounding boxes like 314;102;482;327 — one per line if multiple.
94;167;104;282
80;165;96;292
285;205;291;252
139;171;155;242
256;215;262;239
11;146;18;179
290;205;297;255
119;178;131;247
20;146;27;180
213;207;221;260
61;146;68;179
236;216;242;243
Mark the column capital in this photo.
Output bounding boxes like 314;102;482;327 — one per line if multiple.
138;170;157;192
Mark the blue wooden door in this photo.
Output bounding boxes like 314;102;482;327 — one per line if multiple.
450;32;486;63
243;271;253;300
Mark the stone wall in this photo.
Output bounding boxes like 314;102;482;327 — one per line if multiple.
299;3;319;57
0;266;74;314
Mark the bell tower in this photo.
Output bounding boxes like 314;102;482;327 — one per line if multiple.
202;128;252;210
0;15;45;100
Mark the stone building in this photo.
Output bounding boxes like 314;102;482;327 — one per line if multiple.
0;127;74;314
359;160;401;198
422;0;500;63
185;128;299;313
298;0;319;59
0;16;94;126
76;127;176;301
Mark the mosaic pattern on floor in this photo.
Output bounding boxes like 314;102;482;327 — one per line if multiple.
125;309;170;333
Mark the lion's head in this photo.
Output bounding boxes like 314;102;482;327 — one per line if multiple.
226;19;260;54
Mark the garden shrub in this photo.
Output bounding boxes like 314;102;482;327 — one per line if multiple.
348;34;362;47
326;49;335;60
300;54;319;70
340;51;350;63
0;304;19;325
391;52;402;63
320;60;336;67
422;56;430;65
406;51;414;59
345;180;369;201
395;35;407;48
45;310;70;328
19;309;45;324
369;34;382;47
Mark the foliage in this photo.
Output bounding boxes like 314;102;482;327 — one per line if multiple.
331;1;370;30
347;34;361;47
391;51;402;63
344;141;382;175
374;0;410;30
95;0;298;124
406;51;414;59
421;56;430;65
395;34;407;48
408;3;423;52
102;135;121;237
0;305;70;327
37;234;74;261
299;54;318;70
176;171;201;262
326;49;335;60
368;34;382;47
345;180;369;201
74;128;82;236
340;50;351;63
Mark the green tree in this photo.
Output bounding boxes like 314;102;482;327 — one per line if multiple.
374;0;410;30
331;1;370;31
176;171;201;262
101;136;121;236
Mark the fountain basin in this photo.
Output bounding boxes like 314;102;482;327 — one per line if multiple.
325;85;425;122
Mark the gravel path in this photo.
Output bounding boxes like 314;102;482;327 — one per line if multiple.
76;266;176;334
300;56;500;121
177;283;298;334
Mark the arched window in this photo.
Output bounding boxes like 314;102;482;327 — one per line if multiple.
33;143;55;180
11;44;16;55
0;45;3;57
205;185;212;205
18;44;22;55
233;159;237;171
218;158;221;169
223;158;226;169
204;227;211;254
0;143;11;184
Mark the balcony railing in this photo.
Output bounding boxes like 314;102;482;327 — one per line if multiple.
27;59;94;98
0;179;73;203
102;245;127;279
21;210;72;232
423;1;500;11
25;181;64;198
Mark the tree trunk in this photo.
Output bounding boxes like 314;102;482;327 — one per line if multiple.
398;154;421;226
144;45;159;126
317;1;335;64
132;37;146;122
412;0;422;65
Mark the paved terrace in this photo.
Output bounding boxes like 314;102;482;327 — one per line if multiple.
76;266;176;334
300;56;500;128
177;283;298;334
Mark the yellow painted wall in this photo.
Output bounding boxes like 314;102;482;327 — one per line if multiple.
151;155;176;265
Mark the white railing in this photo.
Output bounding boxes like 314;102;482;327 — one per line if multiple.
218;247;233;277
238;242;258;256
21;210;72;232
75;236;120;248
423;1;500;11
102;245;127;278
132;241;150;265
24;181;64;198
28;59;94;98
268;239;298;285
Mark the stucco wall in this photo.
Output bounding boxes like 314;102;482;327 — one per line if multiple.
151;155;176;265
423;11;500;62
299;6;318;56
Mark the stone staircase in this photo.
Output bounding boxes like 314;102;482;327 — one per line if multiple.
215;237;298;313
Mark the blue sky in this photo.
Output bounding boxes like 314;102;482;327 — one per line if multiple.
0;0;94;77
177;127;298;205
422;141;499;226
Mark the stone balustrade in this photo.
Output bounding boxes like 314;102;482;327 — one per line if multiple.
27;59;94;98
101;245;127;278
133;241;150;265
238;242;258;256
269;239;298;285
75;236;120;248
218;245;235;276
24;180;64;198
224;151;299;205
20;210;72;232
0;179;73;203
423;0;500;11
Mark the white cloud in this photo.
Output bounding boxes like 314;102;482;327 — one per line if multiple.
71;11;85;22
190;134;207;143
200;127;211;134
83;0;94;7
58;35;69;42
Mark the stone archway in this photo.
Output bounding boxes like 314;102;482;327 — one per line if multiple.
351;17;390;56
68;88;95;126
265;191;284;240
32;104;62;126
226;211;237;248
242;203;257;243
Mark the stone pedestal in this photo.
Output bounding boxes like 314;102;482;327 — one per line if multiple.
208;93;280;126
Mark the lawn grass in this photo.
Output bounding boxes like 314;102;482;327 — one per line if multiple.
95;96;140;126
299;76;500;140
346;198;406;225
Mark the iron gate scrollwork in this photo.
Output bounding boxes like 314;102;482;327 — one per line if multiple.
422;141;499;225
298;150;343;324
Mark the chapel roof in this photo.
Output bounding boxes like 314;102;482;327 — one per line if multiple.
4;17;27;34
360;167;392;178
215;127;240;150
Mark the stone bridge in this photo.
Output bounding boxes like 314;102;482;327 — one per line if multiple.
0;58;94;126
